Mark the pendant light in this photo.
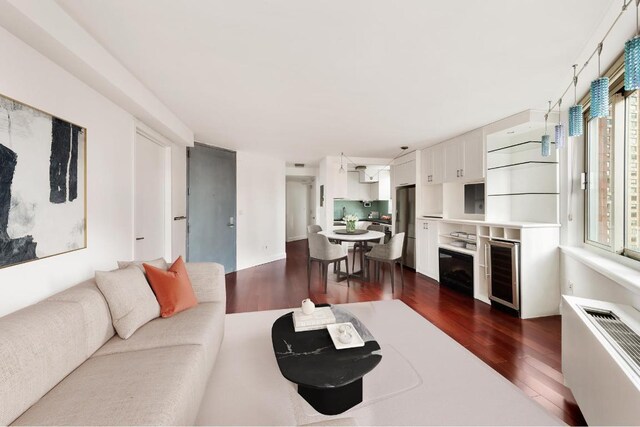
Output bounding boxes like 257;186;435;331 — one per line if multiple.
339;152;345;173
590;43;610;118
541;101;551;157
625;0;640;90
569;64;584;137
555;98;566;149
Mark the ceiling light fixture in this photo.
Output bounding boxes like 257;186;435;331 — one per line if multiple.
590;43;610;118
541;101;551;157
625;0;640;90
339;152;345;174
569;64;583;137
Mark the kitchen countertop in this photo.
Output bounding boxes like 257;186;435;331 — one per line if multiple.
333;218;391;225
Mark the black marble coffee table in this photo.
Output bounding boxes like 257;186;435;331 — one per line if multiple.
271;305;382;415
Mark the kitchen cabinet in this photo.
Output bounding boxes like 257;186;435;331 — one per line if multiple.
393;159;416;187
416;219;439;280
370;169;391;200
322;156;348;199
347;171;371;200
421;144;444;185
463;129;484;181
444;137;463;182
443;130;484;183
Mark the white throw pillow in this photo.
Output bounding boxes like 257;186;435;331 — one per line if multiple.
117;258;168;275
95;266;161;339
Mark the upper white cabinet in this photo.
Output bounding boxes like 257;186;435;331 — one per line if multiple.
422;144;444;185
443;130;484;183
463;129;485;181
347;171;371;200
371;169;391;200
393;158;416;187
444;137;463;182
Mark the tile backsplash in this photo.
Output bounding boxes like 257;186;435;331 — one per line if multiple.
333;200;391;220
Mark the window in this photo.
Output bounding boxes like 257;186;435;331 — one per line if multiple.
626;91;640;259
586;104;614;249
584;64;640;262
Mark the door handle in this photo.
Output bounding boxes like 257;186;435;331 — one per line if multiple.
456;169;460;177
136;237;145;241
228;216;235;228
485;244;491;279
460;169;464;177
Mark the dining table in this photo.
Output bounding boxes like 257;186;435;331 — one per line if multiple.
319;229;386;280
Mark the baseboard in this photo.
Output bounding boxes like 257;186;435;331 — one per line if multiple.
237;252;287;271
286;235;306;242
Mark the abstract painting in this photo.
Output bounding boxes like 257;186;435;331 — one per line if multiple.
0;94;86;268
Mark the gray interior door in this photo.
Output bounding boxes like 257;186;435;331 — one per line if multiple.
187;144;236;273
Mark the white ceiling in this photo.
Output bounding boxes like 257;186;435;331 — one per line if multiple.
57;0;613;164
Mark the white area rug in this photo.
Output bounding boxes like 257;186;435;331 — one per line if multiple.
196;300;563;426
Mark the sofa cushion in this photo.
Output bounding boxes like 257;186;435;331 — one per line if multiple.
0;300;101;425
184;262;226;303
144;256;198;317
46;280;115;353
117;257;168;275
94;302;224;368
95;266;160;339
13;345;209;426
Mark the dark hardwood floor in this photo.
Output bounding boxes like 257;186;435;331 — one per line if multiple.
226;239;586;426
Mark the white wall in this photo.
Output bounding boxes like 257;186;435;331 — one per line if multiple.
286;180;309;242
0;26;135;317
0;0;194;145
236;151;286;270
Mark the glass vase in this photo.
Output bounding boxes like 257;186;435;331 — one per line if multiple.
346;220;356;233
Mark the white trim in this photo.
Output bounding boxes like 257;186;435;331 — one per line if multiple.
560;245;640;296
286;235;306;242
236;253;287;271
135;120;174;147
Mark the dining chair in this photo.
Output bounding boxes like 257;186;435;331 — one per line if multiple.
307;224;322;234
352;224;386;273
364;232;405;292
307;233;350;292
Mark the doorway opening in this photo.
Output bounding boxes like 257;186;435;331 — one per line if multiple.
286;176;315;242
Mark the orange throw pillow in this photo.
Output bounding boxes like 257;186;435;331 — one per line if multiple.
143;256;198;317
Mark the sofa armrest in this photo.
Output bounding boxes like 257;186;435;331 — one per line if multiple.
185;262;226;303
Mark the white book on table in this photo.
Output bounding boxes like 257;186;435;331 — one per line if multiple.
293;307;336;332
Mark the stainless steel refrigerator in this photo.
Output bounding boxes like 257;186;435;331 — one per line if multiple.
395;185;416;269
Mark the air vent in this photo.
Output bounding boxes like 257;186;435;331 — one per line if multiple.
582;306;640;377
294;163;305;168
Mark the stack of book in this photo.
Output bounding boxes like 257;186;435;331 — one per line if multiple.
292;307;336;332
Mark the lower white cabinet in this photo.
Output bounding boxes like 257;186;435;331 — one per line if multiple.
416;219;439;280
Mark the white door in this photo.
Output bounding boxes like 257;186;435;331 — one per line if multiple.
134;133;167;260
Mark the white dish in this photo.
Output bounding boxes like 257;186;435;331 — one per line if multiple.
449;241;466;248
326;322;365;350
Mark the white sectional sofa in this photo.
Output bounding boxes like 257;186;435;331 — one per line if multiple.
0;262;226;426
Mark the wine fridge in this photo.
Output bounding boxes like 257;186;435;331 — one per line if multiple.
487;239;520;314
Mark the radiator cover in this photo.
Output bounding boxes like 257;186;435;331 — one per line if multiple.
562;296;640;425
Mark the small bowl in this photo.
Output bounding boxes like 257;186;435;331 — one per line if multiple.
338;332;353;344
